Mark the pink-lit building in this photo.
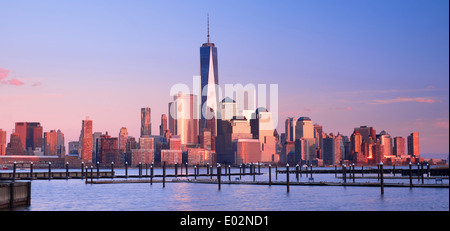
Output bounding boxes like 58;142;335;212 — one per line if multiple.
161;150;182;165
44;130;58;156
118;127;128;152
169;93;199;145
0;129;6;156
407;132;419;157
187;148;212;165
14;122;43;154
5;133;25;155
393;136;406;156
80;117;93;163
141;107;152;137
233;139;261;165
131;136;155;166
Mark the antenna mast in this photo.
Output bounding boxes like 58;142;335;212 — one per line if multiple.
207;13;210;43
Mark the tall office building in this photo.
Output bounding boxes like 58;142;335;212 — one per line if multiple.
393;136;406;156
56;129;65;157
99;132;120;165
0;129;6;156
350;130;363;155
322;133;343;166
14;122;27;151
160;114;168;136
44;130;58;156
295;117;316;161
5;133;25;155
407;132;419;157
354;126;376;143
250;108;277;162
80;117;93;163
169;93;199;145
119;127;128;152
378;130;392;156
199;14;219;137
141;107;152;137
14;122;43;154
285;117;297;142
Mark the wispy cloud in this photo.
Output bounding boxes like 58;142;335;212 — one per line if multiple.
369;97;440;104
342;86;444;96
0;68;10;80
0;68;25;86
32;82;42;87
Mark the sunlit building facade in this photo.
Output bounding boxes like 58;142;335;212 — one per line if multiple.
141;107;152;137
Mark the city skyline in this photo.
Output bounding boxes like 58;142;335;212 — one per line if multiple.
0;0;448;156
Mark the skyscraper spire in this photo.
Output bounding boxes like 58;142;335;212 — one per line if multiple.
207;13;210;43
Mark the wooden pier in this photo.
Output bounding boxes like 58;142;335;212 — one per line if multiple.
86;178;448;188
0;181;31;209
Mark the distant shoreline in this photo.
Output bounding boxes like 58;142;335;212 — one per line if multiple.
420;153;449;159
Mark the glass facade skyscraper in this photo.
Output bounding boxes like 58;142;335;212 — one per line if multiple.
200;42;219;134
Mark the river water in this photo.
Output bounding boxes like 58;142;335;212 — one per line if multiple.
2;167;448;211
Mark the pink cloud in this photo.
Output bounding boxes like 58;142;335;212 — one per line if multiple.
0;68;10;80
3;79;25;86
0;68;25;86
32;82;42;87
369;97;440;104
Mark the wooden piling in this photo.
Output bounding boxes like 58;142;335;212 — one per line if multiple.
66;162;69;178
295;164;299;182
139;162;142;178
163;162;166;188
96;162;100;178
421;163;424;184
185;163;188;177
194;165;197;180
228;165;231;181
409;162;413;188
352;164;355;183
175;163;178;177
85;166;88;183
217;164;221;190
253;164;257;182
269;164;272;186
30;162;34;180
111;162;114;178
286;164;290;193
90;166;93;184
150;164;153;185
380;162;384;195
81;162;84;177
210;165;213;179
48;162;52;179
13;162;16;180
125;162;128;178
239;165;242;180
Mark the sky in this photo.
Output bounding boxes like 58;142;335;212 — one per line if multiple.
0;0;448;156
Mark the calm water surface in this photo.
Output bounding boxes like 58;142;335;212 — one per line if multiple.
3;167;449;211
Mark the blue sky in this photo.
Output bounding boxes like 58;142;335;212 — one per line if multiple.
0;0;448;155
